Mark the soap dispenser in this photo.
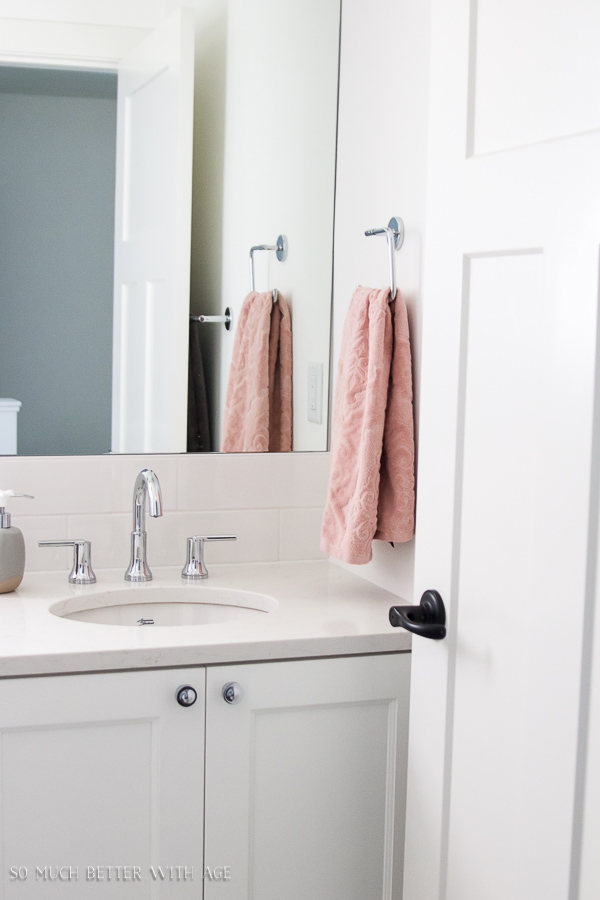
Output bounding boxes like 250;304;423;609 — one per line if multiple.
0;490;34;593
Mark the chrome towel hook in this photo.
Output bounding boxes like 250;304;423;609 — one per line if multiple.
190;309;232;330
249;234;288;302
188;235;288;330
365;216;404;299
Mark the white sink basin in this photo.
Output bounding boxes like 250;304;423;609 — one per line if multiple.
49;586;277;627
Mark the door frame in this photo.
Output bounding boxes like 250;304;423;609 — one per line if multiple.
0;18;150;71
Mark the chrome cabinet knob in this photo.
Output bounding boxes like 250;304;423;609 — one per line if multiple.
222;682;243;704
176;685;198;707
38;539;96;584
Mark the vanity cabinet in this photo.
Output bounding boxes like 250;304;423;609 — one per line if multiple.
205;653;410;900
0;667;206;899
0;653;410;900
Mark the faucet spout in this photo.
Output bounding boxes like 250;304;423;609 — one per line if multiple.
132;469;163;535
125;469;163;582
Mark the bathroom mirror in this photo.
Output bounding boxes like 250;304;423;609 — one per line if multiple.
0;0;340;456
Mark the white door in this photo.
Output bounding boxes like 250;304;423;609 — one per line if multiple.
204;654;411;899
404;1;600;899
0;668;205;898
112;8;194;453
579;478;600;897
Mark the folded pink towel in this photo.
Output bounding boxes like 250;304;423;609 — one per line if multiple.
221;291;293;452
321;286;415;564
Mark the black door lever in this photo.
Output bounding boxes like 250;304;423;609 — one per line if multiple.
389;590;446;640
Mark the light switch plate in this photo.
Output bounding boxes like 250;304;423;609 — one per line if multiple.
307;362;323;424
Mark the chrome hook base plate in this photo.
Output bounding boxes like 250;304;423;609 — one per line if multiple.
388;217;405;250
276;234;288;261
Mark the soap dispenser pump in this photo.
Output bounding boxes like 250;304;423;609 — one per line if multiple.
0;490;34;593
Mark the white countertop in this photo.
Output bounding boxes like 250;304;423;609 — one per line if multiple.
0;561;411;678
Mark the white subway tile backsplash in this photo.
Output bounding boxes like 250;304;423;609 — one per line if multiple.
98;455;179;513
0;457;100;516
67;513;132;571
154;510;280;566
14;515;70;572
0;455;178;517
65;510;280;571
279;508;327;561
0;453;330;571
177;452;330;510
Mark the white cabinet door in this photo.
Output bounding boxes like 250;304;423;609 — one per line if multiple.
112;8;195;454
404;1;600;899
205;653;411;900
0;667;205;899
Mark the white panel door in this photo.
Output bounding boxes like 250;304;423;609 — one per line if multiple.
404;1;600;899
204;654;411;900
580;499;600;899
0;667;205;898
112;7;194;453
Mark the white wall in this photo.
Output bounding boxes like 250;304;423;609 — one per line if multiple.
217;0;340;451
330;0;432;601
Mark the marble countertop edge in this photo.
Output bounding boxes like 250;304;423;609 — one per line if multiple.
0;560;411;678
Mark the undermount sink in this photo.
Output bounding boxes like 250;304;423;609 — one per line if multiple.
49;586;278;627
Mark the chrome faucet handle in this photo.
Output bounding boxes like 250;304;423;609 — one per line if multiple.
181;535;237;580
38;540;96;584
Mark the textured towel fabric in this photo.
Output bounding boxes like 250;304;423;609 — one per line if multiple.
187;319;211;452
221;291;293;452
321;286;415;564
267;296;293;451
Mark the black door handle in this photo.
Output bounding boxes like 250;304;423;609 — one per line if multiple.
389;590;446;640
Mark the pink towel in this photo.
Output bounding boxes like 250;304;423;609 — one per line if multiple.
321;286;415;564
221;291;293;452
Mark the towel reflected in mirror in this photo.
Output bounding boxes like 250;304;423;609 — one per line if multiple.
221;291;292;452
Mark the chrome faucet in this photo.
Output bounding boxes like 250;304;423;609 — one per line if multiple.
125;469;163;582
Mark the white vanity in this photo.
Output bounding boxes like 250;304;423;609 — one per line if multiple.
0;561;410;899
